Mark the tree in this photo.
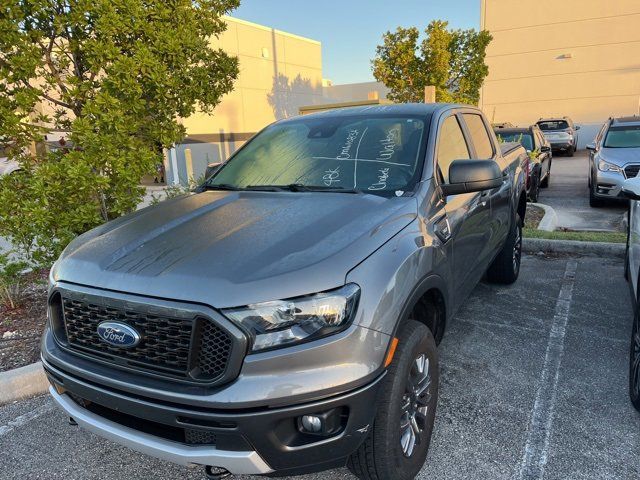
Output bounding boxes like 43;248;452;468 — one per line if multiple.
0;0;240;266
372;20;492;105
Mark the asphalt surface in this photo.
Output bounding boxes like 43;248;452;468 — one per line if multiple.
1;254;639;479
538;150;627;231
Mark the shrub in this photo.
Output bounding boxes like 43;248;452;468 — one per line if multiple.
0;253;29;310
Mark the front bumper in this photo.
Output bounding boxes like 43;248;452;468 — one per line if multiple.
44;356;385;476
593;169;626;198
549;140;574;151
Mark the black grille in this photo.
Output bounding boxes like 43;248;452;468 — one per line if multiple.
60;297;234;383
625;164;640;178
185;429;217;445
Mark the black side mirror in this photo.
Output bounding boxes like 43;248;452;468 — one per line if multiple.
441;160;503;196
586;143;596;151
540;145;551;153
575;125;581;131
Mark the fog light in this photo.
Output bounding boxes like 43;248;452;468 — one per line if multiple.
301;415;322;433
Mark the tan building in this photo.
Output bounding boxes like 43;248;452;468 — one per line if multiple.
169;16;324;184
480;0;640;147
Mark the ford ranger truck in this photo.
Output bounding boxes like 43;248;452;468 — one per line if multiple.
42;103;527;480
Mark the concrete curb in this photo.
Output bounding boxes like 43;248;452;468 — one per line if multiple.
530;202;558;232
0;361;48;406
523;238;625;258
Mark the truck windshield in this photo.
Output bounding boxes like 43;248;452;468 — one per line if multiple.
604;125;640;148
206;115;427;196
496;132;533;151
537;120;569;131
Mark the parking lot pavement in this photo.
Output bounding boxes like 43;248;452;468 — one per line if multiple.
1;254;639;480
538;151;627;231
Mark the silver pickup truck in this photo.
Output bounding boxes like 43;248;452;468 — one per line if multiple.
43;103;527;480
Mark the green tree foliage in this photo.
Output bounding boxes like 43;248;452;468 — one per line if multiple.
0;0;240;266
372;20;492;105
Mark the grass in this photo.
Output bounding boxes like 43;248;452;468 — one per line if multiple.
523;228;627;244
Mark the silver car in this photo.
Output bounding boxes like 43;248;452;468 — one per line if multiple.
588;116;640;207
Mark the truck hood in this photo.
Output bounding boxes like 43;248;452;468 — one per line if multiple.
600;147;640;166
54;191;417;308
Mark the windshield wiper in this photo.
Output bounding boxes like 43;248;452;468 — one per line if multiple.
200;183;244;191
246;184;361;193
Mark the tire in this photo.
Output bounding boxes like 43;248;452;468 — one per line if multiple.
567;146;574;157
348;320;439;480
629;300;640;411
528;173;540;202
589;179;605;208
487;215;522;284
540;162;551;188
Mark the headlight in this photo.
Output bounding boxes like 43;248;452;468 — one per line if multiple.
223;284;360;352
598;160;623;173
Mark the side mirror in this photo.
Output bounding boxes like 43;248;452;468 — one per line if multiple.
441;160;503;196
540;145;551;153
575;125;581;131
586;143;596;151
621;177;640;200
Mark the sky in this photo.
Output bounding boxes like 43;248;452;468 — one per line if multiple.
230;0;480;85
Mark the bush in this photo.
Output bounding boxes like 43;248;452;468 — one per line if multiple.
0;253;29;310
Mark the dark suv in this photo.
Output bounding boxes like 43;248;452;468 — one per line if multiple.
495;125;552;202
536;117;580;156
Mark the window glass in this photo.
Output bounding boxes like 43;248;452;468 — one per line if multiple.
463;114;494;159
436;115;470;183
496;132;533;151
208;115;426;196
537;120;569;131
604;125;640;148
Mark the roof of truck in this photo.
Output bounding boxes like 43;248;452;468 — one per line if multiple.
283;102;469;121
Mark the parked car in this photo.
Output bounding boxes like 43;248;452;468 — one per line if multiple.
536;117;580;156
619;176;640;411
587;116;640;207
495;125;552;202
42;104;527;480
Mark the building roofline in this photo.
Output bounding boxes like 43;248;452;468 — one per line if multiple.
223;15;321;45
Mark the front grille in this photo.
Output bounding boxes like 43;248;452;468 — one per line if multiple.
59;295;234;383
625;164;640;179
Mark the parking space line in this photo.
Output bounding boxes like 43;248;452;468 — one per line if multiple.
518;259;578;480
0;402;55;438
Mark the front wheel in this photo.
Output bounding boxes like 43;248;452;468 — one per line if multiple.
630;303;640;411
487;216;522;284
348;320;439;480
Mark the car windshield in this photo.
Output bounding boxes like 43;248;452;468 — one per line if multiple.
537;120;569;131
604;125;640;148
206;115;427;196
496;132;533;151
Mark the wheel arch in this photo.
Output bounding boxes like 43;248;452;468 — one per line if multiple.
393;274;449;345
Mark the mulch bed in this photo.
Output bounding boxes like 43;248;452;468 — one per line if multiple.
0;270;49;372
526;204;545;229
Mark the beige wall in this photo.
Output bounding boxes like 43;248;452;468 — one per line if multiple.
480;0;640;135
182;16;323;137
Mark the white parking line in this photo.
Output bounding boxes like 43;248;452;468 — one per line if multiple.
518;259;578;480
0;402;55;438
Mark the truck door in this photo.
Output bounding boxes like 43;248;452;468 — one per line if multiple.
435;113;493;304
460;112;509;263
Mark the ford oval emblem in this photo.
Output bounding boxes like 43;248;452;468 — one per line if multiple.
96;322;141;348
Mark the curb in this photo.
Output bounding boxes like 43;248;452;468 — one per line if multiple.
529;202;558;232
523;238;625;258
0;361;48;406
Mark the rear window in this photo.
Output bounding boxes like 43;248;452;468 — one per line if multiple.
537;120;569;131
209;115;427;196
604;125;640;148
496;132;533;151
